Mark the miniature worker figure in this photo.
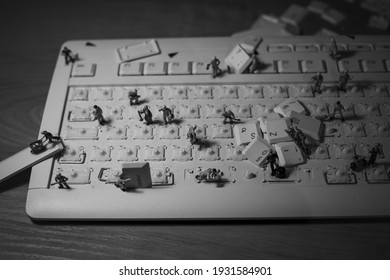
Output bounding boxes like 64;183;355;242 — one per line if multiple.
52;173;70;189
158;105;174;125
114;177;132;192
61;46;77;65
206;56;222;78
138;105;153;125
333;101;346;121
294;127;309;155
311;72;323;94
338;70;352;92
222;110;240;124
128;89;140;106
368;143;381;165
263;150;285;179
41;130;61;144
248;54;259;74
187;125;198;145
92;105;106;125
329;38;338;60
195;168;223;182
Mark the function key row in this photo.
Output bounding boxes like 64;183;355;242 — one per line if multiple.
267;43;390;53
118;59;326;76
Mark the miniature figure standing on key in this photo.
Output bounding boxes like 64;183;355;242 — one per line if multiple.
138;105;153;125
338;70;352;92
329;38;338;60
128;89;140;106
92;105;106;125
206;56;222;78
222;110;240;124
187;125;198;145
248;54;260;74
51;173;71;189
368;143;381;165
61;46;78;65
333;101;346;122
158;105;174;125
262;150;286;179
311;72;323;94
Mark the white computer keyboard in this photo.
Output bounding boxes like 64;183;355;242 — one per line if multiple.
26;35;390;220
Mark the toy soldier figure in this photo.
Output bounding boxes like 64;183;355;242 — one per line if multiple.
52;173;70;189
206;56;222;78
368;143;381;165
333;101;346;121
338;70;352;92
187;125;198;145
329;38;338;60
128;89;140;106
195;168;223;182
41;130;61;143
248;54;259;73
92;105;106;125
262;150;286;179
158;105;174;125
311;72;323;94
61;46;77;65
138;105;153;125
222;110;240;124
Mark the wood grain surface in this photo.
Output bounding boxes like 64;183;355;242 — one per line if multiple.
1;0;390;259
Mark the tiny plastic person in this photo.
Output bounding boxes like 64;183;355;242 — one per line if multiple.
338;70;352;92
329;38;338;60
248;54;259;74
206;56;222;78
138;105;153;125
41;130;61;143
187;125;198;145
311;72;323;94
53;173;70;189
158;105;174;125
263;150;284;178
61;46;77;65
222;110;240;124
195;168;223;182
368;143;381;165
128;89;140;106
333;101;346;121
92;105;106;125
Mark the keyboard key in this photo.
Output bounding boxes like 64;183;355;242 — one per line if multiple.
132;125;154;140
234;121;261;146
120;162;153;188
268;44;292;52
348;44;372;51
172;146;193;161
263;85;289;98
198;146;221;161
226;145;247;161
168;62;191;75
361;59;386;72
72;63;96;77
117;145;139;162
91;146;113;161
301;60;326;73
205;104;225;118
70;88;89;101
144;62;167;75
225;44;252;73
191;86;213;99
274;98;306;117
290;111;322;141
117;39;160;62
192;61;213;75
265;118;292;144
325;166;356;184
333;143;356;160
238;85;263;98
167;86;188;99
277;60;300;73
58;168;92;185
144;145;166;161
258;112;282;133
280;4;307;26
295;44;318;52
68;106;93;122
242;137;274;167
65;126;99;140
119;62;143;76
106;125;128;140
274;142;306;166
338;59;362;72
212;124;233;139
94;87;113;101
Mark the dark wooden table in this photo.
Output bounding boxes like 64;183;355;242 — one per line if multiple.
1;0;390;259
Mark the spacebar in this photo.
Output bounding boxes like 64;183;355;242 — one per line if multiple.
0;142;63;184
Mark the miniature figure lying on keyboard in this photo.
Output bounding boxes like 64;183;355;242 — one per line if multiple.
25;35;390;220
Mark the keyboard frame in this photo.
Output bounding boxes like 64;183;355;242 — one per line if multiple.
26;36;390;220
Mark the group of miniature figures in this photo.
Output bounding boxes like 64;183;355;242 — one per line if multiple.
311;70;352;95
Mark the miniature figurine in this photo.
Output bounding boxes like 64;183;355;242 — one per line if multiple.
206;56;222;78
368;143;381;165
195;168;223;183
187;125;198;145
350;155;368;172
29;130;62;154
113;177;132;192
329;38;338;60
338;70;352;92
158;105;174;125
41;130;61;144
138;105;153;125
128;89;140;106
262;150;286;179
248;54;259;74
92;105;106;125
333;101;346;122
51;173;70;189
311;72;323;94
222;110;240;124
61;46;77;65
